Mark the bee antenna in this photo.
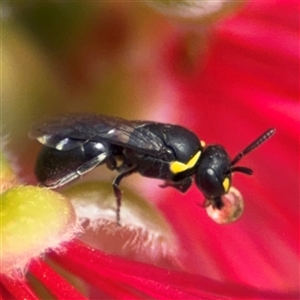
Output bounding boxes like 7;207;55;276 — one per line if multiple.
231;128;276;166
230;166;253;175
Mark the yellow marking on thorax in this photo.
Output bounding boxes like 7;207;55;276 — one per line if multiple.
222;177;230;192
170;151;201;174
200;140;206;148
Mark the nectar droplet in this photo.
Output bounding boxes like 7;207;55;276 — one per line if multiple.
206;187;244;224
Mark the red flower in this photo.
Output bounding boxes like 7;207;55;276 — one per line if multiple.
1;239;297;299
157;0;299;294
1;0;299;299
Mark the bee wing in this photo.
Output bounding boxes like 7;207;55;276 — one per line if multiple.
29;114;165;154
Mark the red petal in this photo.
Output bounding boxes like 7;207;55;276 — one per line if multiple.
28;258;87;299
0;275;38;300
50;240;298;299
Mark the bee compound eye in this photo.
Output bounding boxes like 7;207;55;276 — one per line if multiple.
196;167;224;198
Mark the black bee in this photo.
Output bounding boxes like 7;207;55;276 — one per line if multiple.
29;114;275;223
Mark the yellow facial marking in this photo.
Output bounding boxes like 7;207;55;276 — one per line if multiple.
222;177;230;192
170;151;201;174
200;140;206;148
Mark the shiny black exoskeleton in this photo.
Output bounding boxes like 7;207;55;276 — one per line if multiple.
29;114;275;223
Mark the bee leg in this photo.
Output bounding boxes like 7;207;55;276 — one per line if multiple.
112;165;137;225
36;144;108;188
76;153;108;176
59;152;108;187
106;156;117;170
159;176;192;193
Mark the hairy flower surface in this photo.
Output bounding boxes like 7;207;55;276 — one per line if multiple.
1;186;79;278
